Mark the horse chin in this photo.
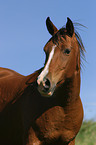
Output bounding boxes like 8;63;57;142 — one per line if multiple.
37;87;55;97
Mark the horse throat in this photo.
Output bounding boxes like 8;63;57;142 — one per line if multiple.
55;70;80;104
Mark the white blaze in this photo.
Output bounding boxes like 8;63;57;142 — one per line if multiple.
37;45;56;85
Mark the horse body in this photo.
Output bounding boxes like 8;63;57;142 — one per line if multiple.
0;17;84;145
0;67;83;145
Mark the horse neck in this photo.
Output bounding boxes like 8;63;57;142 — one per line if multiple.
56;70;80;105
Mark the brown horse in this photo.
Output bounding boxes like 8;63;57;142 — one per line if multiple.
0;17;84;145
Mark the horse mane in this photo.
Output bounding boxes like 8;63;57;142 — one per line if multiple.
74;23;87;68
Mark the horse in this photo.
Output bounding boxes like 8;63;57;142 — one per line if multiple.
0;17;84;145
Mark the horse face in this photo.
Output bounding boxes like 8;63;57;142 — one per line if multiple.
37;18;80;97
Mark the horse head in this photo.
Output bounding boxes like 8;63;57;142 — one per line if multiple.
37;17;81;97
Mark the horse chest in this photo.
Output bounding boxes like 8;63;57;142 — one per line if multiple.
26;106;77;145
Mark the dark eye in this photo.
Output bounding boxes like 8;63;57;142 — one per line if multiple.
64;48;71;55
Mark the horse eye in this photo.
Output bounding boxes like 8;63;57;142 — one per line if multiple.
64;48;71;55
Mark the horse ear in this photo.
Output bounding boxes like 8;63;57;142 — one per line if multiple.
66;17;74;37
46;17;58;35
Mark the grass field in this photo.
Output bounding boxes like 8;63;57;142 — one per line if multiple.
76;121;96;145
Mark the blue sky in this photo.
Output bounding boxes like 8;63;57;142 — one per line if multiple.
0;0;96;120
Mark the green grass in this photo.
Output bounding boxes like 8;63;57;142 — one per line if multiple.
76;121;96;145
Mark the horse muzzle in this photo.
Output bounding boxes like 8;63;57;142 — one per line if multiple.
37;77;56;97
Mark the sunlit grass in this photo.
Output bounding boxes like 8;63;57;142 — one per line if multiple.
76;121;96;145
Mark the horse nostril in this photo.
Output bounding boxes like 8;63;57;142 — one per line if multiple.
43;78;50;91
